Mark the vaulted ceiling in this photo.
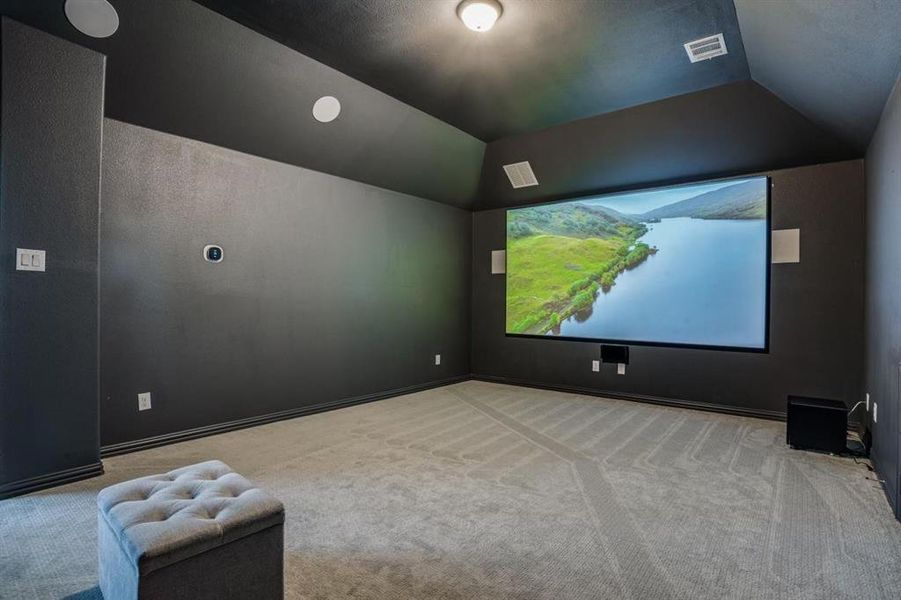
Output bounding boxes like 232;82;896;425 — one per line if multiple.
197;0;901;151
0;0;487;207
3;0;899;209
734;0;901;152
196;0;751;142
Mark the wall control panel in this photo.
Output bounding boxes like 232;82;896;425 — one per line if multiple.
203;244;224;263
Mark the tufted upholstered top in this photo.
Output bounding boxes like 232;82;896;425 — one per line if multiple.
97;460;284;575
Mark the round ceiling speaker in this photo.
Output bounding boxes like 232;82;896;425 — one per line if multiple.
312;96;341;123
65;0;120;39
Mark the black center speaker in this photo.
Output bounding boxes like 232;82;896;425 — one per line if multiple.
600;344;629;365
786;395;847;454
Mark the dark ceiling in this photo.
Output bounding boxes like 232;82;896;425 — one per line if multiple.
3;0;899;209
734;0;901;152
0;0;485;207
196;0;751;141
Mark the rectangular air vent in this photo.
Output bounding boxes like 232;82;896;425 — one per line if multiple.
684;33;727;63
503;161;539;189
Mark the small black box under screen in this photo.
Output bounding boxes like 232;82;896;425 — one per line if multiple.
600;344;629;365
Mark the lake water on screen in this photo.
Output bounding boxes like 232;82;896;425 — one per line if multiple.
554;217;767;348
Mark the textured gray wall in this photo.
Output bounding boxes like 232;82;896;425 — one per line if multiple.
0;0;485;208
476;81;856;211
865;77;901;517
0;19;104;489
100;119;471;446
473;160;865;417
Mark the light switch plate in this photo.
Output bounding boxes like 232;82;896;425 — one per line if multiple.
617;363;626;375
434;354;441;366
591;360;600;372
16;248;46;272
138;392;152;411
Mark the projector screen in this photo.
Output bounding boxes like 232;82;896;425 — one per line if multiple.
505;176;770;351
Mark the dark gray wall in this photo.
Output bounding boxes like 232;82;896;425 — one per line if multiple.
0;19;104;492
476;81;857;210
865;77;901;517
473;160;865;418
0;0;485;208
100;119;471;447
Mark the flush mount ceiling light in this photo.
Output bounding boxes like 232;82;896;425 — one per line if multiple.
65;0;119;39
312;96;341;123
457;0;503;33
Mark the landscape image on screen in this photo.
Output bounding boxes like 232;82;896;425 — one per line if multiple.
506;177;768;349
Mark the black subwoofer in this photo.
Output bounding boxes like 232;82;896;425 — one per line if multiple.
786;395;848;453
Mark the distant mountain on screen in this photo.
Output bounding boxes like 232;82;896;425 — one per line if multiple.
508;201;640;239
640;180;767;221
583;203;641;225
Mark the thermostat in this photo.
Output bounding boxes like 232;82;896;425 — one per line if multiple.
203;244;224;263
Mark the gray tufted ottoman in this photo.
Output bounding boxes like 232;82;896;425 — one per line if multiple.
97;460;284;599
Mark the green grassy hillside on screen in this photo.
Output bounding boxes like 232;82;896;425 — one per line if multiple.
506;204;650;333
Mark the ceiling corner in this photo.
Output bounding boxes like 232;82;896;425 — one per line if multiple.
734;0;901;153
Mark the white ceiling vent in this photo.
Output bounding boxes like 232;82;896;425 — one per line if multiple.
684;33;728;63
503;161;539;189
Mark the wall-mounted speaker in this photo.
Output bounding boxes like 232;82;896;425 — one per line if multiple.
491;250;506;274
600;344;629;365
772;228;800;264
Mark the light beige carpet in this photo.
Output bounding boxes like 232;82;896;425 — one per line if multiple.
2;381;900;599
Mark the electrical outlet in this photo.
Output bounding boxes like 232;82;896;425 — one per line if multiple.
591;360;600;372
873;402;878;423
617;363;626;375
434;354;441;366
138;392;152;411
866;393;870;412
15;248;46;272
